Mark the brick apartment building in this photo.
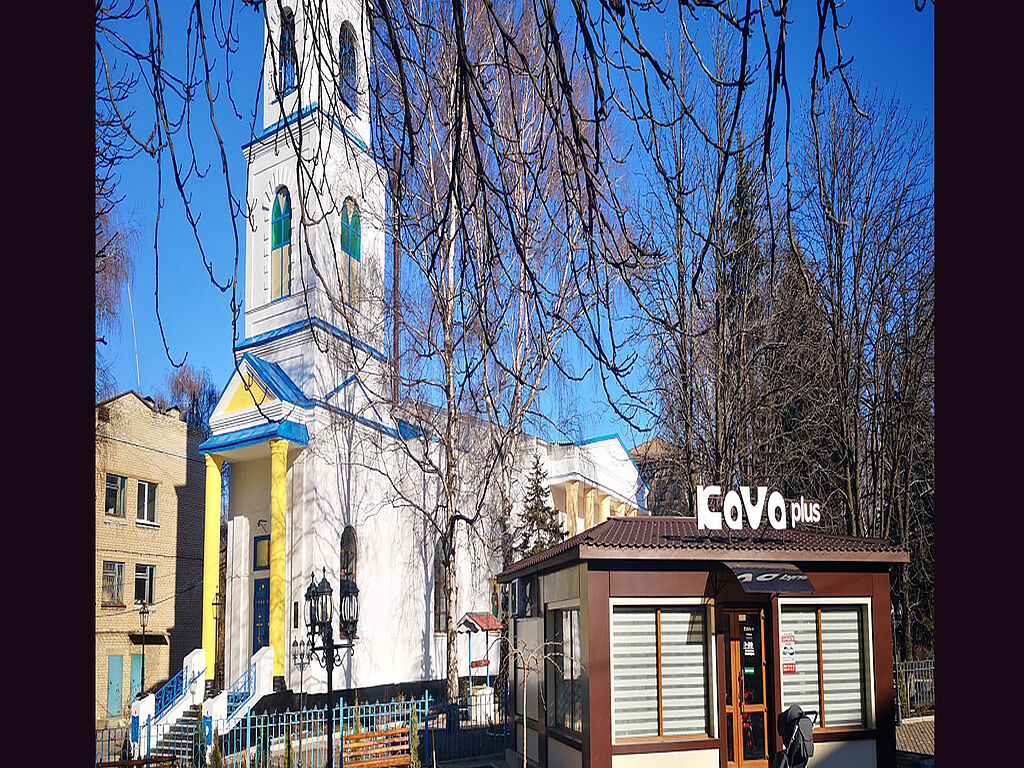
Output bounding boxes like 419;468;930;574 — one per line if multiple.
95;392;206;727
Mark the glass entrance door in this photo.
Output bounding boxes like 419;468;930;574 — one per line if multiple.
724;609;769;768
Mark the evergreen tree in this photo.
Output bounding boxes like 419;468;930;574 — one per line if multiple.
209;730;223;768
516;453;563;558
191;704;207;768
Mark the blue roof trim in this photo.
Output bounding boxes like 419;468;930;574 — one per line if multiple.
241;353;314;408
242;101;368;153
323;373;388;428
235;318;388;364
324;374;359;402
313;400;402;440
567;433;620;447
397;419;424;440
200;420;309;454
352;376;388;425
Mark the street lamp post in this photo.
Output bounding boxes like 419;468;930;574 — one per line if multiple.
305;569;359;768
138;602;150;698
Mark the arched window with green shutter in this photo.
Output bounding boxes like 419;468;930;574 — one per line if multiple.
271;187;292;301
340;198;361;308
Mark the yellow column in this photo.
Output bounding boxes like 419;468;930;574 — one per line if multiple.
615;501;626;518
566;481;580;536
584;486;596;530
269;439;289;680
599;493;611;523
202;454;224;682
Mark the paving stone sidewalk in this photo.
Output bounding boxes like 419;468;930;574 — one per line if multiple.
896;715;934;767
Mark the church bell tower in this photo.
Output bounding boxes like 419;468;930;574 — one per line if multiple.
240;0;388;402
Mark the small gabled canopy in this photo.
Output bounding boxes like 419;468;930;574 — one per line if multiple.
458;612;503;633
212;352;312;421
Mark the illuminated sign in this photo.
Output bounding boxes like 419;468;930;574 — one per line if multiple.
696;486;821;531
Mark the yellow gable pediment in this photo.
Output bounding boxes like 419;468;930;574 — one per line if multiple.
223;372;276;414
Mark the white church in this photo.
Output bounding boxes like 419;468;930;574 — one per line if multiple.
133;0;646;732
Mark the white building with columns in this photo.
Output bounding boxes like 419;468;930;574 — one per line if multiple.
189;0;648;705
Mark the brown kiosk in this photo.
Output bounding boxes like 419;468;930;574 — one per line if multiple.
498;515;907;768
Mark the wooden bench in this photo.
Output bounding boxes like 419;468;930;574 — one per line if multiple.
96;757;177;768
341;725;412;768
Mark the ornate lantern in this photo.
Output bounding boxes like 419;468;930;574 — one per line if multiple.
337;575;359;641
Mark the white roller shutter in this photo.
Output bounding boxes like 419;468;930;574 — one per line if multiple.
820;608;866;727
611;606;709;741
611;608;659;740
659;609;709;736
780;605;867;728
780;608;821;715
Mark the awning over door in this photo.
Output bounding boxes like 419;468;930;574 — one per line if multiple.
723;561;816;593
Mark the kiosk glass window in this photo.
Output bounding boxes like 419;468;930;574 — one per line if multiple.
611;606;709;741
549;607;582;734
780;605;867;729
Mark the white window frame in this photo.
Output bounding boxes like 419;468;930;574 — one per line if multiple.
777;596;876;730
136;480;158;525
608;596;718;744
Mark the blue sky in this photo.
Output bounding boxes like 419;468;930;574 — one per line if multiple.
100;0;933;450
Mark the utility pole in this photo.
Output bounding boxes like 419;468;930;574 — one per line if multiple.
139;602;150;697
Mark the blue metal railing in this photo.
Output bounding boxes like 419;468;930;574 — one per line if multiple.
340;695;428;734
154;667;187;719
100;687;509;767
226;660;257;719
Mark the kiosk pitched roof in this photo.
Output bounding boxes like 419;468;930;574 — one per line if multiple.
497;515;908;580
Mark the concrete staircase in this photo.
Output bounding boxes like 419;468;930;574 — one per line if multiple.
151;704;204;761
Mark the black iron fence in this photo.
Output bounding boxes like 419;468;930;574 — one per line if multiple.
423;688;509;764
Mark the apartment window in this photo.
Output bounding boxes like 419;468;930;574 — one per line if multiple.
105;474;126;517
253;535;270;571
102;561;125;606
549;607;583;734
137;480;158;523
134;564;155;605
611;606;710;741
780;605;868;729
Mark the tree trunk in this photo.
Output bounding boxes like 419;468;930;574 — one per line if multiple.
446;545;459;700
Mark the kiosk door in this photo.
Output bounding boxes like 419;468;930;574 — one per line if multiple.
724;609;769;768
